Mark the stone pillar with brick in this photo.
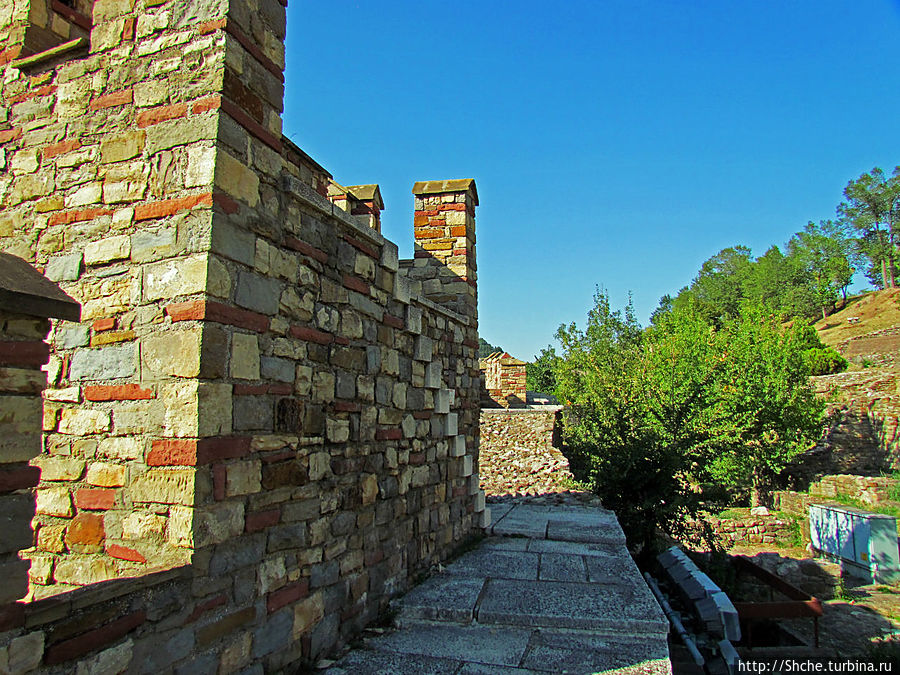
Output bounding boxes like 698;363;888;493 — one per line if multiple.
0;253;79;604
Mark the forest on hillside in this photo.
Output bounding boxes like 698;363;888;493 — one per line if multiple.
522;165;900;555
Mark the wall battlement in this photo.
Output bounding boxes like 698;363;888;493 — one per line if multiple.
0;0;485;670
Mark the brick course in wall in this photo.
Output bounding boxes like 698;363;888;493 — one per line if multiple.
0;0;485;670
480;351;527;408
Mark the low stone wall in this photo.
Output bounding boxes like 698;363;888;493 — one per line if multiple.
774;474;900;521
741;552;842;601
705;511;795;546
479;408;570;496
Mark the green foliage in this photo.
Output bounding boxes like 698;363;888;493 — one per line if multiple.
802;347;848;376
478;337;505;359
525;346;558;395
554;292;825;554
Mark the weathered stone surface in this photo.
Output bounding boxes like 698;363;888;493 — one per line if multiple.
143;255;210;302
231;333;260;380
69;343;136;380
34;456;85;481
131;468;195;505
58;407;112;435
54;557;118;585
142;328;202;378
44;252;82;281
84;235;131;265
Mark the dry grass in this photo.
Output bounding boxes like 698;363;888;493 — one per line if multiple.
814;288;900;349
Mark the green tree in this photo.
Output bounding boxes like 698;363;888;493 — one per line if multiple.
525;346;558;395
674;246;753;324
787;221;860;318
838;167;900;289
478;337;505;359
706;305;825;506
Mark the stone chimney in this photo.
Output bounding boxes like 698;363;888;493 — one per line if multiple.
410;179;478;320
327;182;384;233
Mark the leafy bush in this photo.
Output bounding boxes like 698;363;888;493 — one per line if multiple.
802;347;848;375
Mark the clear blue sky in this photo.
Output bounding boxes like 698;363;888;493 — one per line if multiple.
283;1;900;361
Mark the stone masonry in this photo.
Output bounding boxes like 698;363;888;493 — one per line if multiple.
480;351;526;408
0;0;485;670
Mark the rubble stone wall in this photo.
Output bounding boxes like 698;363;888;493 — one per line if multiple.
0;0;484;670
479;352;526;408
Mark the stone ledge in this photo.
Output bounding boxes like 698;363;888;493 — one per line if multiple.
0;253;80;322
10;38;89;72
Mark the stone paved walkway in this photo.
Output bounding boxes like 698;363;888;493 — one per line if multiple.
324;504;672;674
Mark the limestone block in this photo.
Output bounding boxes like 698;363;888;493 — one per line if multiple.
169;502;244;548
10;149;39;175
134;80;169;108
361;474;378;506
100;131;146;164
185;144;216;188
425;361;441;389
84;234;131;265
52;322;89;349
34;456;85;481
28;554;54;585
308;452;330;481
87;462;126;487
224;460;261;497
462;455;473;477
54;557;117;586
98;436;143;461
474;490;486;512
446;413;458;436
10;172;55;204
65;182;102;208
58;408;111;435
35;486;73;517
6;631;44;674
143;254;210;303
142;328;202;378
414;336;433;362
44;252;83;282
0;396;43;451
435;389;453;414
235;271;280;315
312;372;334;403
131;468;195;505
0;559;28;604
325;418;349;444
131;227;177;263
215;150;260;207
1;368;46;395
199;383;233;436
450;435;466;457
259;556;287;594
122;511;166;540
479;508;491;529
69;343;136;380
75;639;133;675
231;333;260;380
292;593;324;637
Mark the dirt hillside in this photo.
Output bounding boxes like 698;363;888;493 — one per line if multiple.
814;288;900;351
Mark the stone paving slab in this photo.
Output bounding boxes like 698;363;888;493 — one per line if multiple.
520;630;671;674
477;579;668;634
537;553;588;582
456;664;545;675
445;549;540;580
323;649;461;674
371;623;533;667
397;575;486;624
479;536;530;552
525;538;626;558
546;519;627;545
583;551;642;584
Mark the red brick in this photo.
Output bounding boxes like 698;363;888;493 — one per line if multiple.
92;317;115;332
135;102;188;128
0;46;22;67
0;341;49;367
50;0;91;31
450;226;467;237
382;314;403;329
0;464;41;493
166;299;269;332
409;452;426;465
266;580;308;614
364;549;384;566
122;16;135;41
224;21;284;82
413;213;429;227
134;193;212;221
413;250;430;259
197;437;251;463
0;127;22;144
220;98;282;152
66;513;105;547
342;234;378;259
233;384;268;396
283;236;328;263
106;544;146;563
213;190;239;214
452;485;467;497
268;383;292;395
245;508;280;533
334;401;360;412
48;207;114;227
75;489;116;511
165;299;206;322
43;139;82;160
289;325;333;345
7;84;56;104
334;336;350;346
375;428;401;441
184;593;227;624
342;273;369;295
452;247;468;256
44;611;146;665
89;88;132;110
197;18;227;34
84;384;154;401
437;203;467;211
412;411;432;420
462;338;479;349
147;439;198;466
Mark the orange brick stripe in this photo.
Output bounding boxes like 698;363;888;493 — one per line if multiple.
334;401;361;412
136;102;188;128
134;192;213;221
245;508;280;533
283;236;328;264
342;234;378;259
84;384;155;401
43;139;82;160
342;273;369;296
147;437;252;466
166;299;270;332
44;611;146;665
92;317;115;332
89;88;133;111
48;207;114;227
193;94;221;115
0;46;22;67
0;341;50;367
224;21;285;82
7;85;56;105
414;227;444;239
213;191;240;214
76;488;116;511
266;580;309;614
289;325;333;345
0;127;22;144
106;544;146;563
375;428;402;441
184;594;228;624
382;314;403;329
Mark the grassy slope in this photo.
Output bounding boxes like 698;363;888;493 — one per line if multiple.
813;288;900;351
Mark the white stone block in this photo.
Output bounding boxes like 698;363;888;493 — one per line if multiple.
445;413;458;436
450;435;466;457
462;455;473;477
435;388;452;414
478;508;491;529
474;490;485;512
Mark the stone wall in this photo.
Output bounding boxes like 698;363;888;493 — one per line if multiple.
704;511;795;547
774;474;900;520
480;351;526;408
0;0;485;669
